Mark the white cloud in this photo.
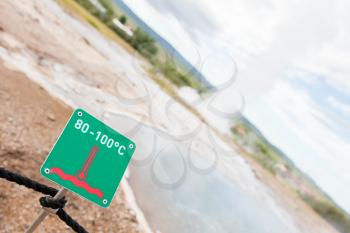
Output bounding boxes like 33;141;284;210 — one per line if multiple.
327;96;350;115
298;43;350;95
123;0;203;65
122;0;350;213
123;0;349;100
246;81;350;213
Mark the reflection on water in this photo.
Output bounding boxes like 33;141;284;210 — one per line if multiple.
105;115;299;233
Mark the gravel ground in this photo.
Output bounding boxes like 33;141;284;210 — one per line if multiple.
0;63;141;233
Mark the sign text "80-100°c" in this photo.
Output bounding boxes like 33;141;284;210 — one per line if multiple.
74;119;130;156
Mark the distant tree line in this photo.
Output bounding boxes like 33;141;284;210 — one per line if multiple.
74;0;204;91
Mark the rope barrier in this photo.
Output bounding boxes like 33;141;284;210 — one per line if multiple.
0;167;58;196
0;167;89;233
40;195;67;210
57;209;88;233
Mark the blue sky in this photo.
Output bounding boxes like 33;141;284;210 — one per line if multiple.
121;0;350;213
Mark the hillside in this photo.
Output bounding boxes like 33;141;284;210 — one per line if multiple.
113;0;213;90
231;114;350;233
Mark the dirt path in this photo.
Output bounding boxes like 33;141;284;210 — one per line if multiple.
0;63;141;232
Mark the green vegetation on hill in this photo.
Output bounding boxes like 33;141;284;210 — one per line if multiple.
231;119;285;174
302;195;350;233
58;0;207;130
73;0;204;91
157;59;202;90
231;115;350;233
128;28;158;58
119;15;127;24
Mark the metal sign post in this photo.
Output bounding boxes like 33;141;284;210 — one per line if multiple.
25;188;67;233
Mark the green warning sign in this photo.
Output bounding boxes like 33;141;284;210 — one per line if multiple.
41;109;136;208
